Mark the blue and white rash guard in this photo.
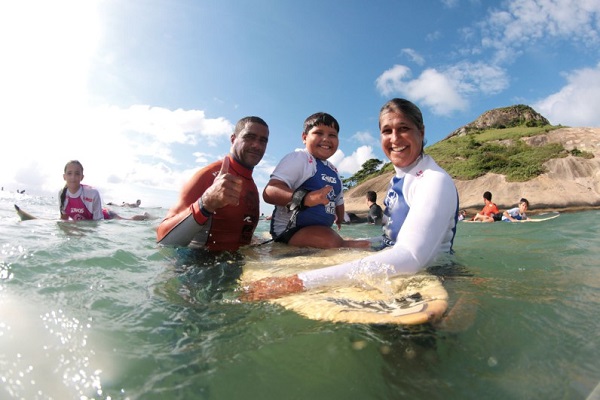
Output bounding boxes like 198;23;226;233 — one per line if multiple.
298;154;459;289
268;149;343;237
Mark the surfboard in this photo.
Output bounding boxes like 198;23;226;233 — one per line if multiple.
523;213;560;222
14;204;153;221
462;212;560;223
14;204;39;221
240;246;448;325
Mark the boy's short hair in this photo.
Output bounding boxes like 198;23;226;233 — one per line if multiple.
483;191;492;201
519;198;529;207
303;112;339;134
366;191;377;202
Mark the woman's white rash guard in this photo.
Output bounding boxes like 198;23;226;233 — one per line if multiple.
298;155;458;289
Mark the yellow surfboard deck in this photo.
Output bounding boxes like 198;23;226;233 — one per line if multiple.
241;246;448;325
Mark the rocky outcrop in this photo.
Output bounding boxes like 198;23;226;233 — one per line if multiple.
344;127;600;216
446;105;550;139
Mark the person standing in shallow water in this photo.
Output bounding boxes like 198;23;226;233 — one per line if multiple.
156;116;269;252
366;190;383;225
243;98;459;301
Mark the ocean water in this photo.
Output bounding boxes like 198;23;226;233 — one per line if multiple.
1;192;599;400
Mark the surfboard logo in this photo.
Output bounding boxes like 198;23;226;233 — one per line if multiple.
325;293;425;316
321;174;337;184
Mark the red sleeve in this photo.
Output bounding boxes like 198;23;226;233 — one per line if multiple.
156;160;221;242
179;162;220;209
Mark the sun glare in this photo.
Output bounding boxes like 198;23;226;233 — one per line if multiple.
0;0;103;192
1;0;101;125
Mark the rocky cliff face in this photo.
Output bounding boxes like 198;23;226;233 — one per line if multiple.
344;126;600;216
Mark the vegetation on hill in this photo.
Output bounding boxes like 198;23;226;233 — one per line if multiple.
425;125;564;181
343;105;595;188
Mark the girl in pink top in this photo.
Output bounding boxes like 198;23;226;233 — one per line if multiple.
59;160;105;220
59;160;149;221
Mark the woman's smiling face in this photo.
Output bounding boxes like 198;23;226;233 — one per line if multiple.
379;110;425;168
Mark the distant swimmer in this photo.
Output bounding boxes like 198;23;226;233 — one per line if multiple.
107;199;142;208
124;199;142;208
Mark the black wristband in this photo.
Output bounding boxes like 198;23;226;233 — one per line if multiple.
287;188;309;212
198;196;213;217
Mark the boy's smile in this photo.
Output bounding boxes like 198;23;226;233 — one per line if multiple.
302;125;339;160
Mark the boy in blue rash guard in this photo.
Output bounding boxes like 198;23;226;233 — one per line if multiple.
264;112;370;249
502;198;530;222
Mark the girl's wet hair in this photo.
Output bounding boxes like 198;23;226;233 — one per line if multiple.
64;160;84;173
303;112;340;135
60;160;84;213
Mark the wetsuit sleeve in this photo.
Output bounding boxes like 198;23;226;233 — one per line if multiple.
156;162;219;246
298;172;457;289
156;203;211;246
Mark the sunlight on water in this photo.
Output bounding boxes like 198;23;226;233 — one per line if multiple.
1;194;600;399
0;294;110;399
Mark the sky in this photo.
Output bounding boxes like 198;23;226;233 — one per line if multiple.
1;0;599;213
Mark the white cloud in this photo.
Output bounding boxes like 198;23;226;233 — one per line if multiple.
91;105;234;147
375;65;413;97
0;105;236;207
330;146;377;177
534;63;600;127
352;131;378;145
193;152;217;164
375;61;509;116
410;69;469;115
445;61;509;95
481;0;600;63
401;48;426;66
375;65;468;116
